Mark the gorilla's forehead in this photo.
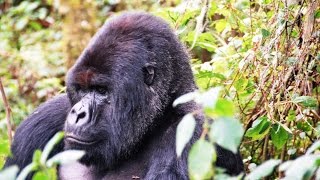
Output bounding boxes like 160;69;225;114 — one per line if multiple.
79;12;171;65
69;12;174;86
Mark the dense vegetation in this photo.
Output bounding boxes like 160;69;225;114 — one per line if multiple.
0;0;319;179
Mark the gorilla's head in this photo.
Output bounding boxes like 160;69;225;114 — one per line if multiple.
64;12;195;169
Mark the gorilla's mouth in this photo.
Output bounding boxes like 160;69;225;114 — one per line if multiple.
65;134;98;145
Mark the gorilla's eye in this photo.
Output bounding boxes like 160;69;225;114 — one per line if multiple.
95;86;107;95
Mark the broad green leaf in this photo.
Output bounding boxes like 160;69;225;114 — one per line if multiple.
212;99;235;117
0;166;19;180
210;117;244;153
245;117;271;140
271;124;290;149
32;171;50;180
173;92;197;107
215;19;227;33
41;132;64;165
46;150;85;167
246;159;281;180
306;141;320;154
176;113;197;157
188;139;216;180
261;29;270;38
292;96;318;108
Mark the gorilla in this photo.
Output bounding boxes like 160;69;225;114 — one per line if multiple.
5;12;243;179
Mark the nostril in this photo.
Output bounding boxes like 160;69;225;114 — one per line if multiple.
75;112;86;124
71;109;76;114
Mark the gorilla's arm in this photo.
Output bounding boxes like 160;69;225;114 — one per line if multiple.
144;103;244;180
4;94;70;170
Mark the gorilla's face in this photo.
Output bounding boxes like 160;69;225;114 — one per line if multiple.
62;13;177;169
64;53;160;168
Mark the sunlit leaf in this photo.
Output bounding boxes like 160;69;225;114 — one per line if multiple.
173;92;197;107
15;17;29;30
46;150;85;167
188;139;216;180
176;113;196;157
246;159;281;180
0;166;19;180
41;132;64;165
283;155;320;180
306;141;320;154
210;117;244;153
33;171;50;180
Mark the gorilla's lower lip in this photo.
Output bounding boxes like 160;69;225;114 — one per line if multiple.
65;135;97;145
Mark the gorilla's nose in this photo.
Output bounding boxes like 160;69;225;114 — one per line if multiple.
67;100;90;127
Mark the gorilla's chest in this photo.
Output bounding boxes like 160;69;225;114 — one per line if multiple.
59;162;145;180
59;154;148;180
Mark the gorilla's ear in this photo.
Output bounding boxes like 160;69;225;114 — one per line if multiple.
143;63;156;86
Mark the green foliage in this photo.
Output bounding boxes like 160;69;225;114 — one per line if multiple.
246;159;281;180
14;132;84;180
245;117;271;140
210;117;244;153
188;139;216;180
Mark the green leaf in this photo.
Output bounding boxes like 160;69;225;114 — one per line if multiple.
315;10;320;18
246;159;281;180
41;132;64;165
210;117;244;153
0;140;10;155
271;124;290;149
261;29;270;38
292;96;318;108
176;113;197;157
234;78;248;91
245;117;271;140
0;166;19;180
32;171;50;180
16;163;37;180
212;99;235;117
32;150;42;165
287;109;296;122
46;150;85;167
188;139;216;180
215;19;227;33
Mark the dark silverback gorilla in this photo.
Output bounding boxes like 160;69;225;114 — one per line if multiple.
5;12;243;179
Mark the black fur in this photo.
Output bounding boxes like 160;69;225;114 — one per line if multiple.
5;12;243;179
